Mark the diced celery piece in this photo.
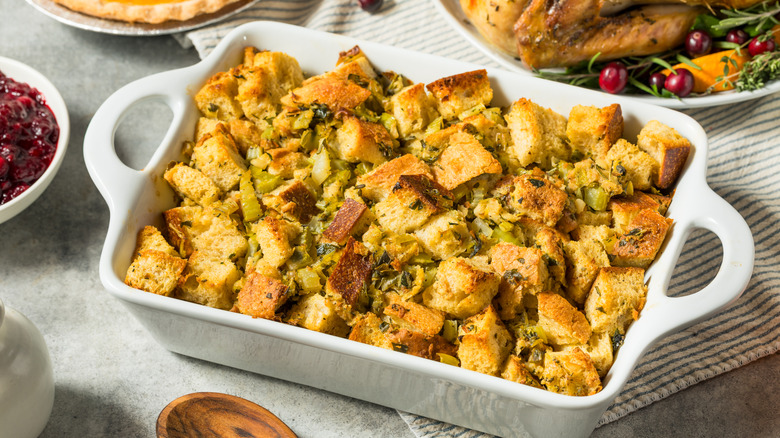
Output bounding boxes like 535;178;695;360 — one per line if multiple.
379;113;399;138
239;171;262;222
583;186;609;211
293;109;314;130
458;103;486;120
425;116;443;136
492;228;521;245
296;267;322;294
300;129;316;151
442;320;459;343
253;169;282;194
437;353;460;367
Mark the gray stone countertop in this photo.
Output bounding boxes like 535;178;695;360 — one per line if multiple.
1;2;778;437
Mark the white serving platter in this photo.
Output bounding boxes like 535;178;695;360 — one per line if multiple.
83;21;754;438
433;0;780;109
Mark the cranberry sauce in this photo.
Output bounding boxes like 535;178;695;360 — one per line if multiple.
0;70;59;205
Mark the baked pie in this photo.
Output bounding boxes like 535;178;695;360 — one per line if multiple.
50;0;245;24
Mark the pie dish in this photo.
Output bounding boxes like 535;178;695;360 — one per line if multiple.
84;21;754;438
49;0;244;23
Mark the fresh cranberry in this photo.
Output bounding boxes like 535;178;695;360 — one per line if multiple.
648;73;666;91
0;156;8;178
726;29;750;45
357;0;383;12
599;62;628;94
686;30;713;57
748;37;776;56
665;69;695;97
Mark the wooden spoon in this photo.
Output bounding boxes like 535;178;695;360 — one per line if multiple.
157;392;297;438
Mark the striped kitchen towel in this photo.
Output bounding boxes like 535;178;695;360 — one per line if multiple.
181;0;780;436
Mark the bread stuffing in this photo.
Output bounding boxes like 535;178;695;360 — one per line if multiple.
124;45;690;396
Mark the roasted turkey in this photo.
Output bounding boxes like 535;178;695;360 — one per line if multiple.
460;0;768;68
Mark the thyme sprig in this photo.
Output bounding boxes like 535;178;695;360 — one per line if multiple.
736;50;780;91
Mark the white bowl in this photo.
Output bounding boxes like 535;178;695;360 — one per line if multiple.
0;56;70;225
83;22;754;438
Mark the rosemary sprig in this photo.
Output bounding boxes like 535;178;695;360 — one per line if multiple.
712;1;780;35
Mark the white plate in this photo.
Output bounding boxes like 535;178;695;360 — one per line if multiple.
433;0;780;109
25;0;258;36
84;21;754;438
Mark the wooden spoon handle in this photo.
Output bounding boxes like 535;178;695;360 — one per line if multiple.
157;392;297;438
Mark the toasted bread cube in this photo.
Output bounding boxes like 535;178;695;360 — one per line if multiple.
566;332;614;377
163;206;201;256
383;293;446;336
334;47;378;79
125;249;186;297
332;115;394;165
414;210;470;260
194;71;243;120
356;154;433;202
251;216;300;268
533;227;567;287
323;198;373;245
563;239;610;304
226;118;266;155
608;191;666;234
164;206;247;261
504;98;570;168
263;180;320;223
566;104;623;160
457;306;513;376
423;257;500;319
326;238;373;308
265;148;310;179
431;131;502;190
386;329;458;360
287;293;350;337
490;243;549;320
584;266;647;335
426;69;492;120
134;225;179;257
605;139;657;191
236;50;304;122
637;120;691;189
281;74;371;112
575;225;616;252
610;209;673;268
195;118;266;156
389;83;439;137
540;348;602;396
501;355;543;388
164;162;221;207
235;271;289;320
501;172;568;227
190;125;247;192
177;251;241;310
374;174;452;234
537;292;592;346
348;312;394;350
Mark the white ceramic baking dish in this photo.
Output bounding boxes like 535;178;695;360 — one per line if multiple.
83;21;754;438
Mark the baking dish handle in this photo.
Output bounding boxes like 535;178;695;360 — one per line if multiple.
83;72;191;212
639;184;754;340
